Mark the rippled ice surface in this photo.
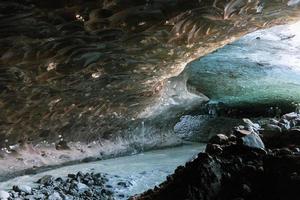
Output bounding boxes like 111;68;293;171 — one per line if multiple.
187;21;300;106
0;143;205;198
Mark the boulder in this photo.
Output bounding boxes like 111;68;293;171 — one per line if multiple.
260;124;282;137
76;182;89;193
208;134;228;145
13;185;32;194
278;119;291;130
205;143;223;155
243;118;260;132
269;119;279;125
234;129;252;137
37;175;53;185
241;132;265;149
282;112;299;120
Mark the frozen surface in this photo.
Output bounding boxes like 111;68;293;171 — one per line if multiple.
186;21;300;106
0;143;206;198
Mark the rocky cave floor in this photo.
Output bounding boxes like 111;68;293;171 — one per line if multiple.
133;111;300;200
1;110;300;200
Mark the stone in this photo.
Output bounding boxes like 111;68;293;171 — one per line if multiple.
117;181;131;188
289;128;300;135
282;112;299;120
241;132;265;149
208;134;228;145
269;119;279;125
234;129;252;137
76;182;89;193
55;140;70;150
68;174;76;179
279;119;291;130
277;148;293;156
13;185;32;194
241;184;251;195
0;191;10;200
205;143;223;155
260;124;282;137
229;134;237;142
243;118;260;132
37;175;53;185
48;192;62;200
76;171;84;179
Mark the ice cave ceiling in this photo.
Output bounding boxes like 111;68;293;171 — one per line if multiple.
1;0;300;147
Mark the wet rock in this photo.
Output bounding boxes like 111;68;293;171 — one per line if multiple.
278;119;291;131
5;171;117;199
228;134;237;142
260;124;282;138
76;182;89;193
209;134;228;145
37;175;53;185
76;171;85;179
13;185;32;195
269;119;279;126
234;129;252;137
289;128;300;136
282;112;299;120
205;143;223;155
243;119;260;130
68;174;76;179
277;148;293;156
240;132;265;149
241;184;251;196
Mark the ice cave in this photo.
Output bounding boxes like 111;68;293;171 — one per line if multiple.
1;0;300;200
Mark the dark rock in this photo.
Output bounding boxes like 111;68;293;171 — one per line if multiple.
241;184;251;196
277;148;293;156
289;128;300;136
55;141;70;150
76;171;84;179
37;175;53;185
205;143;223;155
67;174;76;179
261;124;282;135
209;134;228;145
117;181;131;188
12;185;32;195
278;119;291;131
229;134;237;142
234;129;252;137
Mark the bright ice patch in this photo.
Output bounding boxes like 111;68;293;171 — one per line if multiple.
186;21;300;106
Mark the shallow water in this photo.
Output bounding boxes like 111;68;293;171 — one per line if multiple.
0;143;206;198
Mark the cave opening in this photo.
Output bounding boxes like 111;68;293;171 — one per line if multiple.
1;0;300;199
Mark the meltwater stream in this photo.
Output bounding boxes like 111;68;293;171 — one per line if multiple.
0;143;206;199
